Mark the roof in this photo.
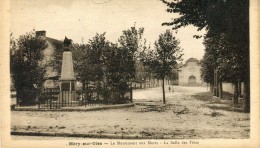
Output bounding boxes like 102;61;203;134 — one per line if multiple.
46;75;60;80
46;37;62;44
179;58;200;68
186;58;199;63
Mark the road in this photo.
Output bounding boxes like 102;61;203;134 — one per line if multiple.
11;86;249;139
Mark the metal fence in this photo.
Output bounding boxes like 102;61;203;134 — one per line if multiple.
14;87;132;110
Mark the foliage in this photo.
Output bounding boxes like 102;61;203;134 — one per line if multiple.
141;30;183;103
135;60;146;82
10;32;48;105
118;26;145;81
161;0;247;35
142;30;183;79
71;29;143;103
47;26;144;103
162;0;250;112
200;51;215;84
88;33;109;82
94;25;145;102
72;43;91;84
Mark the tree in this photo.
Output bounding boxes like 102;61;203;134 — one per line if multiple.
72;43;91;90
142;30;183;104
82;33;109;100
102;25;145;103
103;43;126;102
88;33;109;83
162;0;250;112
134;60;146;88
161;0;235;35
202;32;247;102
10;32;48;105
200;52;215;93
118;25;145;82
53;30;143;103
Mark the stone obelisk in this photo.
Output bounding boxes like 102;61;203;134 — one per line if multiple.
60;51;76;85
59;37;76;103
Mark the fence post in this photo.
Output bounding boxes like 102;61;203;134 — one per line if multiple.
62;91;64;107
55;89;58;109
84;90;86;107
37;89;40;109
130;87;133;103
49;90;52;109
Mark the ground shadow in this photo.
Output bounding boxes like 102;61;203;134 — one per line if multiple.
192;91;244;113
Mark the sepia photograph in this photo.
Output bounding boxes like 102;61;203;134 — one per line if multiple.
1;0;259;147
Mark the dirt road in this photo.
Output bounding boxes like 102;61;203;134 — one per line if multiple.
11;86;249;139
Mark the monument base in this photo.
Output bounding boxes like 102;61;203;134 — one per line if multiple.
60;80;76;91
59;50;77;106
59;80;77;104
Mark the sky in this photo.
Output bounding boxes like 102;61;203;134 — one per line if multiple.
10;0;206;62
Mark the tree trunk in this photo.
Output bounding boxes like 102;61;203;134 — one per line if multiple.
242;1;250;112
219;81;223;98
238;81;242;98
149;77;150;88
82;80;86;91
210;83;214;93
215;69;219;97
233;82;239;104
243;80;250;112
86;83;90;101
97;81;100;100
16;90;20;106
213;69;217;96
162;78;166;104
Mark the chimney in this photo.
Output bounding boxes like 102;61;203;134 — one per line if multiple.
35;30;46;38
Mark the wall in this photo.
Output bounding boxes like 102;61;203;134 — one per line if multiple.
42;40;59;88
222;83;234;94
178;59;204;86
222;82;244;96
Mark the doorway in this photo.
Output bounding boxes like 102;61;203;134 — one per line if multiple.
188;76;196;86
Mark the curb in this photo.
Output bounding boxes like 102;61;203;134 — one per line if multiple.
13;103;135;112
11;131;167;139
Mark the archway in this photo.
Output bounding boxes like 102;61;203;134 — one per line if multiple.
188;76;196;86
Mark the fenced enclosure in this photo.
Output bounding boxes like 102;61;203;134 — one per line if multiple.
13;87;132;110
131;78;177;90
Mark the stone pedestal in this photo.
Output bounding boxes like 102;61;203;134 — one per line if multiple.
59;51;76;103
60;52;75;81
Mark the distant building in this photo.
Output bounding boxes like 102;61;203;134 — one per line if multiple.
178;58;205;86
34;31;60;88
28;30;60;88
